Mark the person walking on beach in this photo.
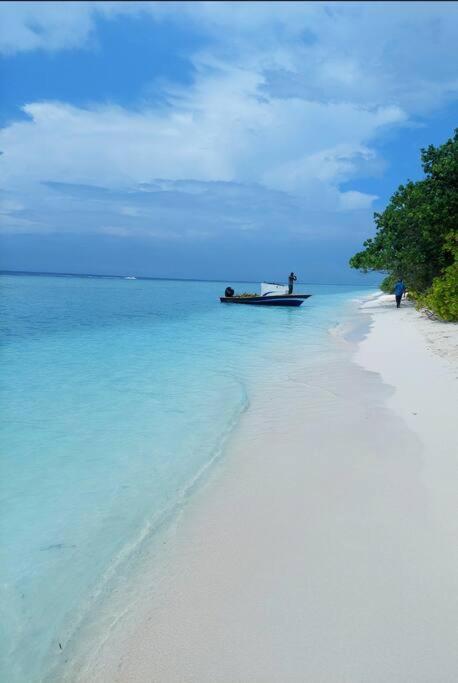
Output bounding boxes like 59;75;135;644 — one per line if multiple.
394;278;406;308
288;272;297;294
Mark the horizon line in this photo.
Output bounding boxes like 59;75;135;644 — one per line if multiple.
0;269;381;288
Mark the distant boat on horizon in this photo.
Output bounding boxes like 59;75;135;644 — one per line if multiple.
125;276;137;280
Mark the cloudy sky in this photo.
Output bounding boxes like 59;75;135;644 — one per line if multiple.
0;1;457;282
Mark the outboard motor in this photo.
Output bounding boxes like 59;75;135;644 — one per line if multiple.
225;286;235;298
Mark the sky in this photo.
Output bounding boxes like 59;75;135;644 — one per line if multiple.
0;1;457;283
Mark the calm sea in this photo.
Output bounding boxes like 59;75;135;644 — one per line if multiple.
0;273;374;682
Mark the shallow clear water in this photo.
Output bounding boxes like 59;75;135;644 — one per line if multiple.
0;274;374;682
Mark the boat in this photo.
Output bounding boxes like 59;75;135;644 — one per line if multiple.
125;276;137;280
220;282;311;307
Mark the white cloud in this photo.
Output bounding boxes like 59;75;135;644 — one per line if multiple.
0;1;95;54
2;1;458;117
0;54;406;240
202;2;458;115
339;190;378;212
1;1;457;242
0;2;316;55
0;178;376;243
0;70;403;197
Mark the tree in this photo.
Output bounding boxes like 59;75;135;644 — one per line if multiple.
349;130;458;319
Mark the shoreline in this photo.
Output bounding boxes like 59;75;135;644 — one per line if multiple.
69;293;458;683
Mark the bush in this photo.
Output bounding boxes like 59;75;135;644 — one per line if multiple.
380;273;398;294
418;260;458;321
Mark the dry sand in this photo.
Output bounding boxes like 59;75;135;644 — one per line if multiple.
72;294;458;683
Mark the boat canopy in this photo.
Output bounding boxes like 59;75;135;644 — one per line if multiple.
261;282;289;296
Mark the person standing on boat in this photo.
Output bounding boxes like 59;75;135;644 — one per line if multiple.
288;272;297;294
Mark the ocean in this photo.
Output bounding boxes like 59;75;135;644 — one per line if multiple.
0;273;374;682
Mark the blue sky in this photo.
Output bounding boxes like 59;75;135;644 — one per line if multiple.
0;1;457;283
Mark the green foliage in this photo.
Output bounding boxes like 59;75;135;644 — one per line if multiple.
349;130;458;319
380;274;398;294
423;264;458;321
415;234;458;321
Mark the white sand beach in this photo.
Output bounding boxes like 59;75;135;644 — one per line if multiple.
72;293;458;683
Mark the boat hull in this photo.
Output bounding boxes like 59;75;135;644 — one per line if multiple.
220;294;311;307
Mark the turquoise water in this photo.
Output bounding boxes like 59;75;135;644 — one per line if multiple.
0;274;374;682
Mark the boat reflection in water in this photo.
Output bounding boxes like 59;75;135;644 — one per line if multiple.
220;282;311;307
